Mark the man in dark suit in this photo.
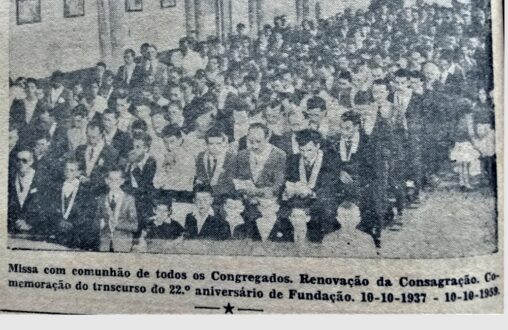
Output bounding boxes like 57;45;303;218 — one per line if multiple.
438;49;465;96
45;71;68;110
75;121;119;196
102;108;133;161
283;129;340;238
330;71;354;108
8;150;48;236
326;111;368;206
31;132;65;201
33;105;69;160
184;185;231;240
232;123;287;202
55;160;98;250
358;80;398;247
116;49;137;88
405;71;426;202
10;78;43;138
96;168;139;252
9;125;21;178
123;132;157;233
195;126;236;203
131;44;168;88
274;110;308;157
88;62;107;89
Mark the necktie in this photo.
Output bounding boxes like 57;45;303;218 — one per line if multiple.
63;194;71;211
345;139;353;158
110;195;116;213
18;176;25;193
89;147;95;163
305;162;312;180
208;157;217;177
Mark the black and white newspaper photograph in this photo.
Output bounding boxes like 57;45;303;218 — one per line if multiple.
0;0;504;314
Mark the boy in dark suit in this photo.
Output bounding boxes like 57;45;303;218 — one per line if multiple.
102;108;133;162
326;111;367;205
142;196;184;241
195;126;236;203
124;132;157;233
55;160;98;250
116;49;137;88
283;128;340;237
96;168;138;252
184;185;231;240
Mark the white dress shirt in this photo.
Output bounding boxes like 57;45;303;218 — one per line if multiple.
16;168;36;207
249;145;273;183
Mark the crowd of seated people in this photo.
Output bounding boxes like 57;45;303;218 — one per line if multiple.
8;1;496;253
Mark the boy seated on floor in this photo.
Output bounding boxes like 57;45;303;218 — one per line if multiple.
142;195;185;241
184;184;231;240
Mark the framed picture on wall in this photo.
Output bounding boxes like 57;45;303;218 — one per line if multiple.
126;0;143;12
64;0;85;18
161;0;176;8
16;0;42;25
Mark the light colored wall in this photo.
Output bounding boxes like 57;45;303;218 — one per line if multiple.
9;0;101;79
121;0;186;55
259;0;369;26
9;0;374;79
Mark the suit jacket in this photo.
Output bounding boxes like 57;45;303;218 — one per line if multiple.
131;60;168;88
195;151;235;199
30;123;70;160
87;69;109;89
8;171;46;235
237;133;284;152
9;99;43;134
145;221;184;240
184;213;231;240
233;146;287;198
405;94;425;135
107;130;133;160
96;192;138;240
116;64;136;88
272;132;299;157
443;69;465;96
326;132;369;202
75;144;119;195
33;151;65;193
124;156;157;194
359;115;397;223
326;132;369;181
285;151;339;200
54;181;98;250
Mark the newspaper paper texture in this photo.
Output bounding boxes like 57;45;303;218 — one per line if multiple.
0;0;504;314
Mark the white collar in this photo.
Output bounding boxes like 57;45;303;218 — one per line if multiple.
303;150;320;168
63;178;80;189
447;63;457;75
108;189;124;200
251;144;272;161
340;131;360;161
299;150;323;189
104;127;118;142
51;86;64;94
193;208;214;219
49;122;57;136
17;168;35;183
88;139;104;151
136;153;150;170
193;208;214;232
